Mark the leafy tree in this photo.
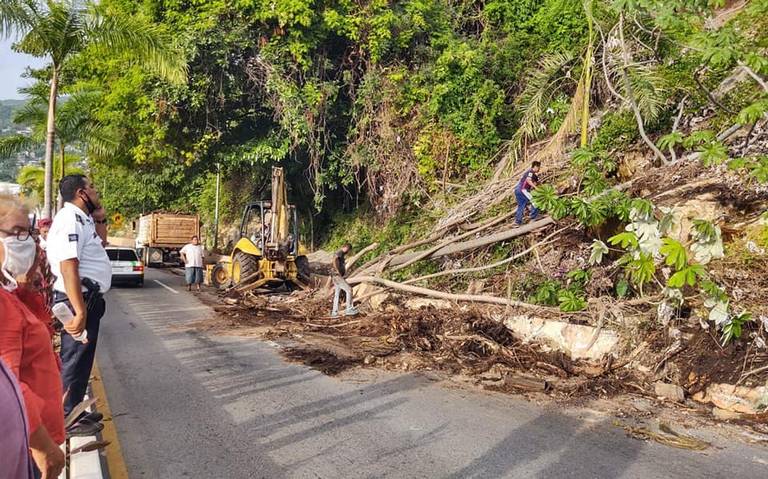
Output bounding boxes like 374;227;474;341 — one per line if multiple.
1;0;186;217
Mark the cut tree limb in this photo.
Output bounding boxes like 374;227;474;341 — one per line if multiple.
348;275;552;311
390;211;515;273
346;242;379;272
355;225;564;304
403;226;564;284
383;217;555;270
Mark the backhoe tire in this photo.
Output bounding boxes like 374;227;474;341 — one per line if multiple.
296;255;311;284
232;252;260;285
211;263;230;289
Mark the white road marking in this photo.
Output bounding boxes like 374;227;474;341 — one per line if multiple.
137;307;209;315
153;279;179;294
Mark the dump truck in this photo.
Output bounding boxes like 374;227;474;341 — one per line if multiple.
135;212;200;267
211;167;309;291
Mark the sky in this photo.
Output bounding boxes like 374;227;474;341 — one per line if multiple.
0;37;46;100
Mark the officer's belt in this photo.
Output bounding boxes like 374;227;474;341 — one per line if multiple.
53;281;103;308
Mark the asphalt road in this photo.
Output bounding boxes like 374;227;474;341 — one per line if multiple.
97;269;767;478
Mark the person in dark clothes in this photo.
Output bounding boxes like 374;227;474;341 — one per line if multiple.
515;160;542;225
330;243;358;317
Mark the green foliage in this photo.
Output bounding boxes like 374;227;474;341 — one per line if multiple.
692;219;718;243
533;280;560;306
566;268;591;286
618;251;656;290
659;238;688;270
609;231;639;249
592;110;638;151
737;99;768;125
615;278;630;298
557;289;587;312
668;264;706;288
657;131;684;150
728;156;768;184
698;141;729;167
683;130;716;148
721;312;753;345
531;184;568;219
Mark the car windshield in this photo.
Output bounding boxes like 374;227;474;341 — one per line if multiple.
106;249;139;261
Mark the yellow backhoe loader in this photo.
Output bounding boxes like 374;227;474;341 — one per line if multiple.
211;167;310;291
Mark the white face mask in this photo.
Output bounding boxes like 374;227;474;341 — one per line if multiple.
1;236;37;291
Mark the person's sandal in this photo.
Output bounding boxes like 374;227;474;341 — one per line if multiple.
344;308;359;316
66;419;104;438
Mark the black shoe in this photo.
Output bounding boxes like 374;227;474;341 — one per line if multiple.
67;420;104;438
81;411;104;423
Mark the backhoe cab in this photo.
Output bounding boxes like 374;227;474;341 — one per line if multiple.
212;167;310;291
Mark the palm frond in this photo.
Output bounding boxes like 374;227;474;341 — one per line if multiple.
86;6;187;84
0;134;39;159
0;0;36;39
13;99;47;127
515;51;576;142
535;75;586;162
496;51;576;177
625;64;667;122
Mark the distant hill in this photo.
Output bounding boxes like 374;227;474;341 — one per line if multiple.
0;98;34;182
0;98;28;131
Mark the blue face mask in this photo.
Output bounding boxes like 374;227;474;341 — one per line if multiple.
1;236;36;291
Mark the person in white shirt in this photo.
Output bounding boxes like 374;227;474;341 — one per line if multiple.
180;236;204;291
46;174;110;433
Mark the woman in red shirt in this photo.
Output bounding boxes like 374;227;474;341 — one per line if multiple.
0;195;65;479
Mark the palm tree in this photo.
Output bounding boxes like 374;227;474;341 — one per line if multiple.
17;153;83;201
0;89;119;197
0;0;186;218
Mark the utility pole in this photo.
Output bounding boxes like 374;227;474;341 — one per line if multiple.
213;163;220;249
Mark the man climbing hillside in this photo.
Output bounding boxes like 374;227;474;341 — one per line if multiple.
515;160;541;225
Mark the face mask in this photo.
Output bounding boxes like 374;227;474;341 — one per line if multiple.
80;191;97;214
1;236;37;290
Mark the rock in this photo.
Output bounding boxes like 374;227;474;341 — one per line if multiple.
404;297;452;310
631;398;654;413
712;407;742;421
692;383;768;415
666;196;721;243
502;315;619;361
654;382;686;402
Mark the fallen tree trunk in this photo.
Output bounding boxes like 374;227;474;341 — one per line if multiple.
354;225;565;304
348;275;551;310
390;211;515;273
404;225;565;284
382;217;555;269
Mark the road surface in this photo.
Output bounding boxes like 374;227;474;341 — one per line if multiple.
97;269;767;478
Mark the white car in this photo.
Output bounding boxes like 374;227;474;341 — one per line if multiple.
106;246;144;287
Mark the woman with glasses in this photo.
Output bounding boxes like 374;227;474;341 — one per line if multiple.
0;194;65;479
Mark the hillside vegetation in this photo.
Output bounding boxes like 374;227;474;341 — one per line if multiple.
4;1;768;410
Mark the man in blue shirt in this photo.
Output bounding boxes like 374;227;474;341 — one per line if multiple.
515;160;541;225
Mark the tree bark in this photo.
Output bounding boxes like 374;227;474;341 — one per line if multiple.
347;275;549;310
389;211;515;273
43;68;59;219
345;242;379;272
617;14;668;166
367;217;555;270
57;141;65;211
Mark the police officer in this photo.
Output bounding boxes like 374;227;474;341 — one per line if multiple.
46;174;111;435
